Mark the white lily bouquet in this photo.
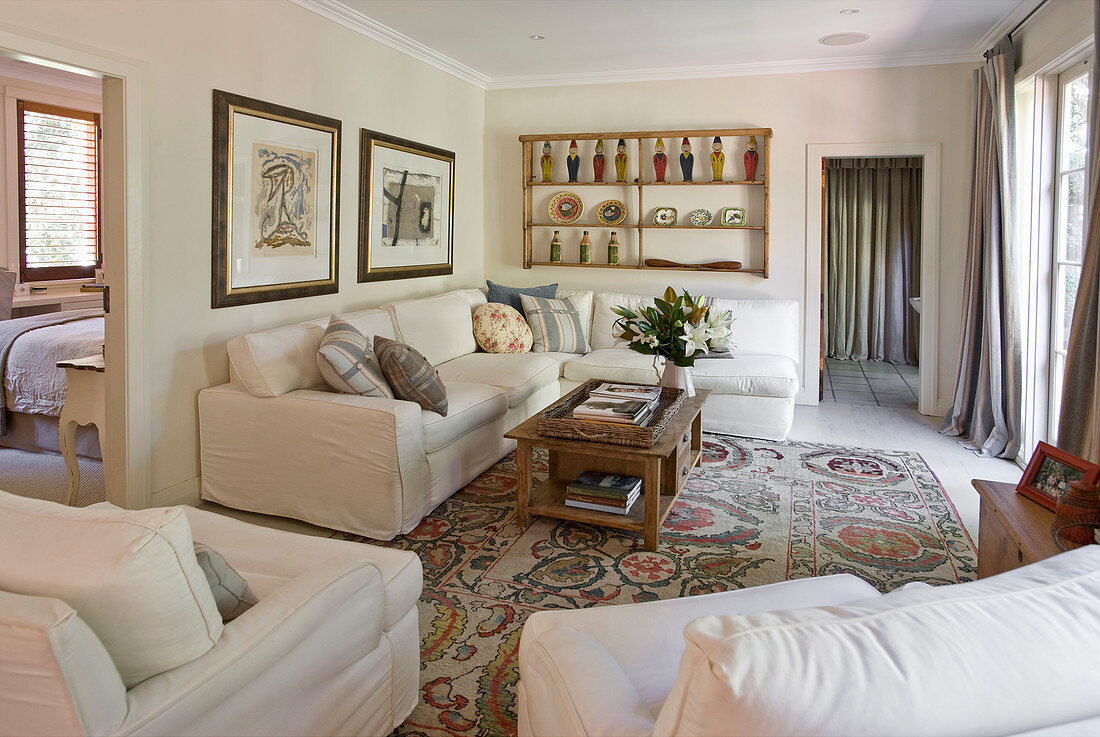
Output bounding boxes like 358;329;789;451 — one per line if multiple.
612;287;733;394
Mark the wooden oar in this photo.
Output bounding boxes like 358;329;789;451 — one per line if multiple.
644;258;743;271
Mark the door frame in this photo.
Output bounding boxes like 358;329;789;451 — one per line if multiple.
0;25;149;508
804;142;941;416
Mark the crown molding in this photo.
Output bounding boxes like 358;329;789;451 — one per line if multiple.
486;48;982;91
288;0;490;89
973;0;1043;54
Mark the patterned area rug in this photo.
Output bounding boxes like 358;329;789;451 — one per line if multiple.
335;434;976;737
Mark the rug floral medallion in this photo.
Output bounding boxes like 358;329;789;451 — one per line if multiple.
333;434;977;737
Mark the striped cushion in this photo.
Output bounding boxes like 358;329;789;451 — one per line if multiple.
317;316;393;398
374;336;448;416
520;295;590;354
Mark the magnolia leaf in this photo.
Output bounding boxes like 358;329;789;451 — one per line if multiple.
663;285;677;303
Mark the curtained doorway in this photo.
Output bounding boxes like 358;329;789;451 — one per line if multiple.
821;156;922;408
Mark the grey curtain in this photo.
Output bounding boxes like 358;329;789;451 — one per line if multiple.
824;157;922;364
941;36;1022;459
1057;0;1100;461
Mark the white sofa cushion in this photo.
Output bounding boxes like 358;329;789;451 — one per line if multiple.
591;292;653;350
436;353;561;408
714;298;800;363
387;290;478;366
228;308;395;398
421;381;508;453
653;546;1100;737
691;355;799;398
0;491;223;688
563;349;664;385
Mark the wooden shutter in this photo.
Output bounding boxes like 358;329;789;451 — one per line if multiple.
18;100;101;281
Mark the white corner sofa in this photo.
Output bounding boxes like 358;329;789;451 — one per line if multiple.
517;546;1100;737
199;287;799;539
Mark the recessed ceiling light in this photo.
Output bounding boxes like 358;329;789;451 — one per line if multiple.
529;34;546;40
840;8;860;14
818;32;870;46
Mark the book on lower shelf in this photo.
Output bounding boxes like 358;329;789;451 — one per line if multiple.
564;472;642;515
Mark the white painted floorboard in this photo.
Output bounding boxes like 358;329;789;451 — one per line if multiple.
789;402;1022;540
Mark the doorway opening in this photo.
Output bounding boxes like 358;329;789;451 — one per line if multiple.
820;156;923;410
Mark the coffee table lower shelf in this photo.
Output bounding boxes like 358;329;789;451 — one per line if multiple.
527;472;684;534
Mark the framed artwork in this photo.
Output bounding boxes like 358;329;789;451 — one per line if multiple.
1016;441;1100;510
212;89;340;308
358;129;454;282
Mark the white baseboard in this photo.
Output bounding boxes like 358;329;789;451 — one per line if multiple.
149;475;200;508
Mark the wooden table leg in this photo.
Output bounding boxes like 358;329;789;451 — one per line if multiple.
643;456;662;551
59;418;80;506
516;440;532;527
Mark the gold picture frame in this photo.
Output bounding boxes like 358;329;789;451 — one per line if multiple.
358;129;454;282
212;90;340;308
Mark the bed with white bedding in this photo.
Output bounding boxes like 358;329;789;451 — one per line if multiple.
1;311;104;458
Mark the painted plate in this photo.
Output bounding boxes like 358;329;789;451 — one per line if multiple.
652;207;677;226
596;199;627;226
689;208;712;227
548;192;583;224
720;207;746;227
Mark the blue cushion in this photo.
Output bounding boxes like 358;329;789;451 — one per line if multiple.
486;280;557;314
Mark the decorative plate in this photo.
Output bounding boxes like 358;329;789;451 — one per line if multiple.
689;208;712;227
548;192;583;224
595;199;627;226
720;207;746;227
652;207;677;226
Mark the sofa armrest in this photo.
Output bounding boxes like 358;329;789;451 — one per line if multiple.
198;384;430;538
119;553;386;736
0;590;127;737
520;626;655;737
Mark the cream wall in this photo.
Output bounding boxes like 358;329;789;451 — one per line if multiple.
484;63;977;410
0;1;485;503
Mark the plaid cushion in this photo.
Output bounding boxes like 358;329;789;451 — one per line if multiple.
520;295;589;354
374;335;448;416
317;316;393;398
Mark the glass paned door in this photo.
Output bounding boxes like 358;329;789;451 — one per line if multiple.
1050;61;1090;441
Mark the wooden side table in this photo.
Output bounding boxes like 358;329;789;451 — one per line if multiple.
972;479;1061;578
505;389;709;551
57;354;105;506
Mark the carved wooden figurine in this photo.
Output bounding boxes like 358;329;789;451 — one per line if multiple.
679;137;694;182
653;137;668;182
579;230;592;264
744;135;759;182
710;136;724;181
540;141;553;182
549;230;563;263
593;139;606;183
566;139;580;182
607;231;620;265
614;139;628;182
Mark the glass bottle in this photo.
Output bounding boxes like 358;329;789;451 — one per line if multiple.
579;231;592;264
549;231;563;263
607;231;620;265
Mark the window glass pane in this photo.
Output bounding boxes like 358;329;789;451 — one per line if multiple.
1063;72;1090;171
1051;352;1066;445
1060;169;1086;262
1058;263;1082;350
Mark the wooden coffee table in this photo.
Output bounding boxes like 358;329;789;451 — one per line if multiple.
504;388;710;551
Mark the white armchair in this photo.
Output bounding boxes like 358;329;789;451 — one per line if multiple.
0;499;422;737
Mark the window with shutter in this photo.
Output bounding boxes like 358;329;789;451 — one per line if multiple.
17;100;101;281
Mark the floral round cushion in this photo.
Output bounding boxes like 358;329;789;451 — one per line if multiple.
473;303;533;354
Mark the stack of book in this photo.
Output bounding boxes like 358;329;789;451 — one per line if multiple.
572;382;663;427
564;472;641;515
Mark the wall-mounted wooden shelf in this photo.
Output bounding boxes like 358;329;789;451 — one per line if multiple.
520;127;771;276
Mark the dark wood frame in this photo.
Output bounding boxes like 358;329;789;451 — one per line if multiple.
357;129;454;283
211;89;340;309
1016;441;1100;510
17;100;102;282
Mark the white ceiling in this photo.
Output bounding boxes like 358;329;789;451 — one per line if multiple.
301;0;1039;88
